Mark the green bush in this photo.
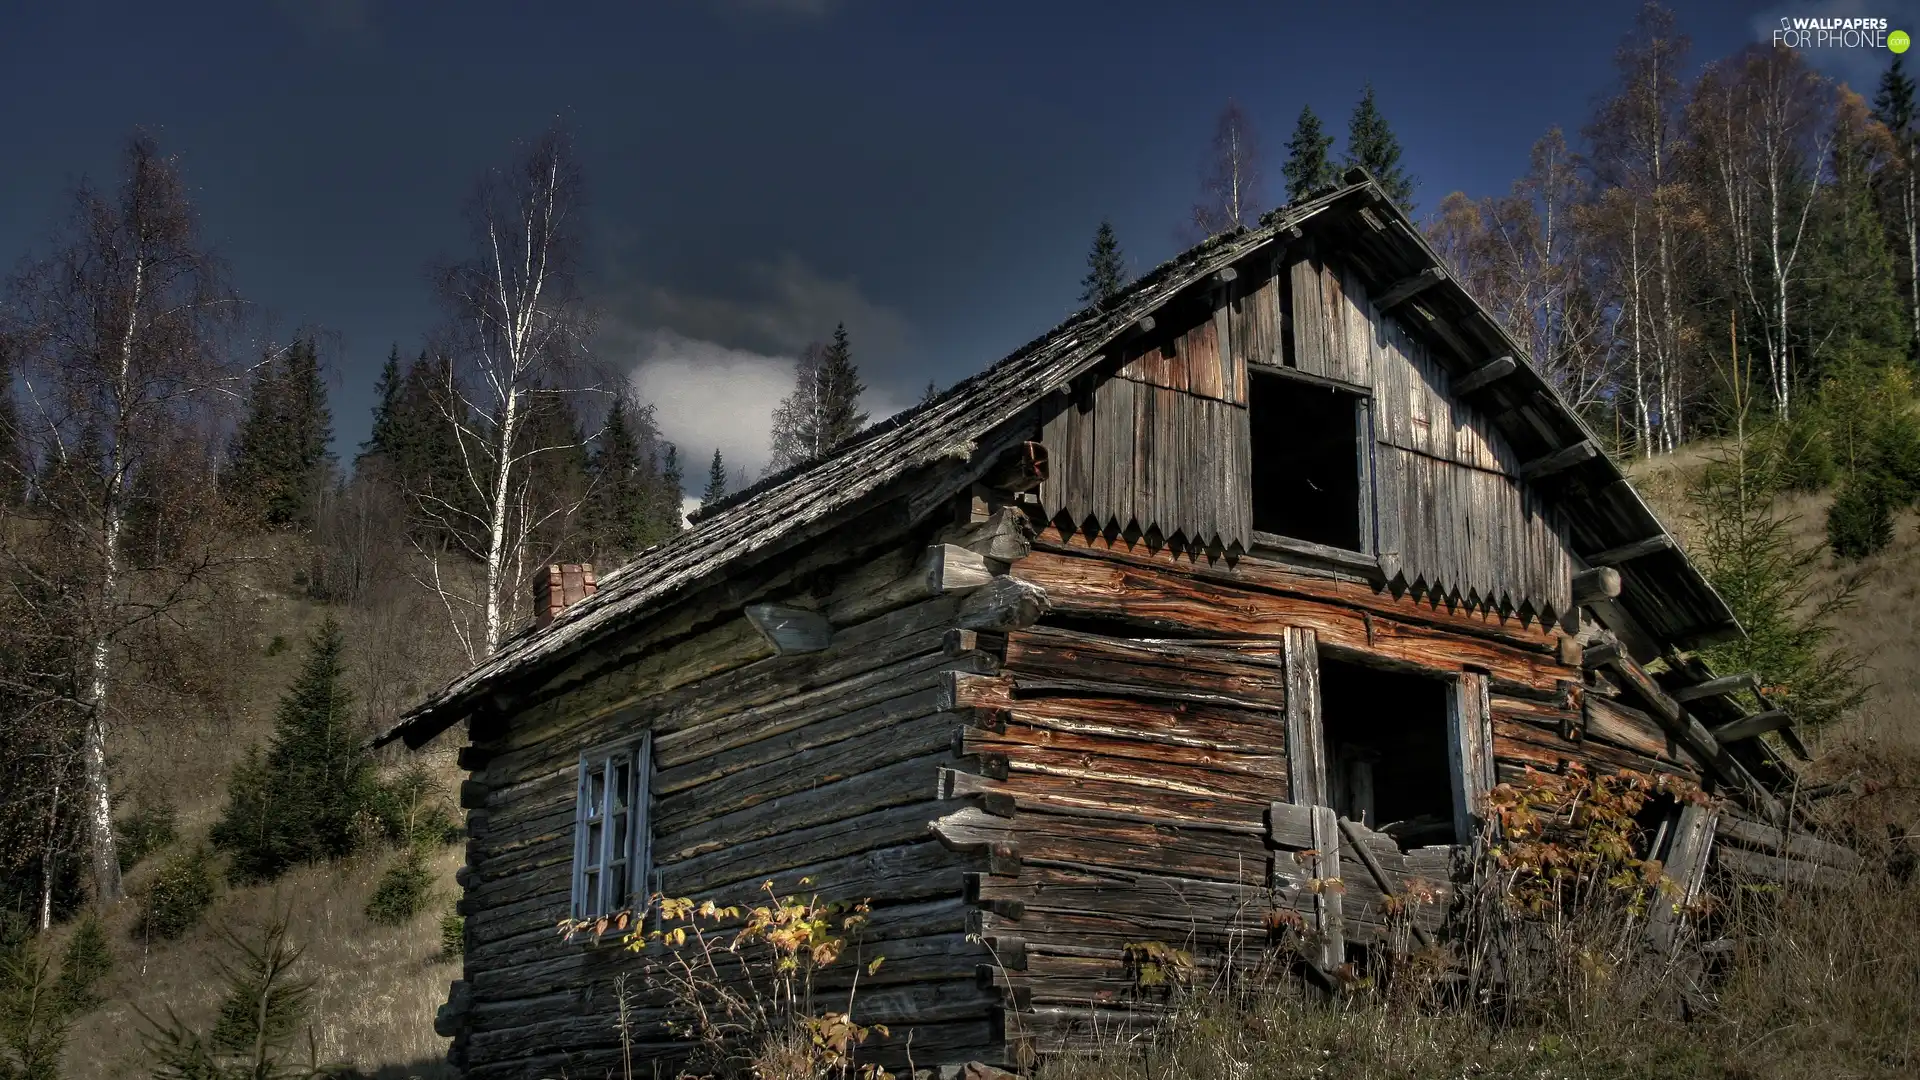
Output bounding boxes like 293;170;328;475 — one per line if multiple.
1868;407;1920;504
263;634;287;657
438;902;464;961
370;763;461;849
138;846;217;942
54;915;111;1015
364;848;433;926
1827;474;1896;560
116;798;178;873
1759;411;1839;492
1;913;70;1080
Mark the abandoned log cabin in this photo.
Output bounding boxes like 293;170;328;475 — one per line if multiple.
379;171;1853;1079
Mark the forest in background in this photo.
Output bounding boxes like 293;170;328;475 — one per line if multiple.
1;3;1918;1077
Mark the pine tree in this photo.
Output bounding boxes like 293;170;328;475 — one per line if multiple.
1282;105;1337;204
137;916;327;1080
211;617;375;884
655;444;684;536
1079;220;1129;306
1344;84;1416;212
921;381;940;406
587;396;646;558
357;345;404;475
700;448;728;508
227;337;333;529
1804;89;1908;383
767;323;868;472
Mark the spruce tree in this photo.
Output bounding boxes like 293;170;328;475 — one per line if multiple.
1079;220;1129;306
212;617;375;884
227;337;333;529
357;345;404;476
700;448;728;508
1804;93;1908;382
767;323;868;472
587;396;645;558
921;381;940;406
655;444;684;537
1282;105;1337;204
1344;84;1416;212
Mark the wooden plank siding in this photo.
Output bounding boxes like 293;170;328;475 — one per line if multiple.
1039;291;1251;556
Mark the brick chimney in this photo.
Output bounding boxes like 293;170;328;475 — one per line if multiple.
534;563;596;629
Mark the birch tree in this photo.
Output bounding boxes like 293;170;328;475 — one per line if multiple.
425;125;594;660
1587;2;1699;452
1691;47;1834;419
0;134;238;904
1193;100;1265;235
766;324;867;473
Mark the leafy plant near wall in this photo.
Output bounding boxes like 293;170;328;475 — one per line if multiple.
559;879;892;1080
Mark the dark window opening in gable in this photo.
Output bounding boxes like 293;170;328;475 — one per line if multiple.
1250;371;1365;551
1320;658;1456;850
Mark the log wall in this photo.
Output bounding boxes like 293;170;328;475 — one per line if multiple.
450;517;1019;1078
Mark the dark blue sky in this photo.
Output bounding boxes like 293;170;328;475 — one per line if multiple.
3;0;1911;479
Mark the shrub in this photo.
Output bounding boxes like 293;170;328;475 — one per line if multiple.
212;617;378;885
116;798;179;873
1758;411;1838;492
1827;474;1896;560
364;848;433;926
138;846;217;942
438;903;464;961
263;634;288;657
136;915;343;1079
54;915;111;1015
370;763;460;849
1;914;70;1080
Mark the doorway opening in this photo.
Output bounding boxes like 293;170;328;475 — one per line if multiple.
1320;657;1457;850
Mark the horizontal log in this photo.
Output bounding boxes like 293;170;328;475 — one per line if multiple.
962;721;1287;783
958;576;1051;632
1517;440;1601;482
651;686;952;796
1578;693;1674;761
1715;812;1863;872
1586;534;1675;567
1003;693;1288;757
1708;709;1792;744
1012;549;1568;691
1570;567;1622;607
1004;625;1288;707
1671;671;1760;704
942;765;1271;831
1449;355;1517;396
941;506;1035;562
1713;844;1842;887
934;805;1273;885
1374;266;1446;309
743;603;833;655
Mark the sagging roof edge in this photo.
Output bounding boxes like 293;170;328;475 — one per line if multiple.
376;175;1739;752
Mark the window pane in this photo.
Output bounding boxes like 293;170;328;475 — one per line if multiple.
586;822;603;868
609;859;629;906
583;870;600;914
613;759;631;812
589;766;606;815
612;813;629;861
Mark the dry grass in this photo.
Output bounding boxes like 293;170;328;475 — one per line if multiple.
47;537;471;1079
55;846;463;1080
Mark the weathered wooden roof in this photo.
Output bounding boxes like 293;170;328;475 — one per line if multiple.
379;173;1738;751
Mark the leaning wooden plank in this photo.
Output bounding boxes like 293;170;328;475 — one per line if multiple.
1648;803;1717;953
1337;815;1433;947
1310;804;1345;969
1586;534;1675;568
1447;672;1493;843
1671;671;1761;704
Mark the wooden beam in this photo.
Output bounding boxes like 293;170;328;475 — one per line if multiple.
1131;315;1157;336
929;544;996;593
1586;534;1675;567
1451;355;1517;396
1209;267;1239;287
1716;812;1862;872
1517;440;1601;482
1374;266;1446;309
1672;672;1760;704
1284;627;1327;809
1570;567;1622;607
1708;709;1792;744
743;603;833;655
1649;804;1717;953
1599;654;1783;823
979;441;1049;494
